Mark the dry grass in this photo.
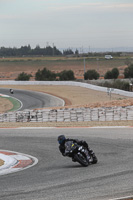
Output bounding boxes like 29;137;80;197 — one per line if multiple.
0;98;13;113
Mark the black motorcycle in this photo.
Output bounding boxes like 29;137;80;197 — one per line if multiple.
64;141;98;167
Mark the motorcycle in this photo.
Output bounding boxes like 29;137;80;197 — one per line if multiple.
64;141;98;167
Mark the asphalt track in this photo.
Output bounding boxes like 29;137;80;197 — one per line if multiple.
0;127;133;200
0;88;64;110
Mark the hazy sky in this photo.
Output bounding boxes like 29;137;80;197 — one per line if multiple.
0;0;133;50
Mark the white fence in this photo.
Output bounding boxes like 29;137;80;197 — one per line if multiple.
0;106;133;122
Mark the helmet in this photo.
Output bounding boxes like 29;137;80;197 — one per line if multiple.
58;135;66;144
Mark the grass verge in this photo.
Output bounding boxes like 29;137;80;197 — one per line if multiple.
7;97;21;112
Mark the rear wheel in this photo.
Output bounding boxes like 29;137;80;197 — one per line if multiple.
74;153;89;167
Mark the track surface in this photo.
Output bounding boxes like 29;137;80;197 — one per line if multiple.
0;88;64;110
0;128;133;200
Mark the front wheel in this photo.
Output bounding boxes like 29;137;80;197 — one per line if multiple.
91;155;98;164
74;153;89;167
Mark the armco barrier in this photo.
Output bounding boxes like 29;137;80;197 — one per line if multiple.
0;106;133;122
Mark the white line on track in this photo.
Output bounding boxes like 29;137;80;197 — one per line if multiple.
0;126;133;129
109;195;133;200
17;126;133;129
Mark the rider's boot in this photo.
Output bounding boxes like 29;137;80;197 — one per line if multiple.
89;149;96;158
86;154;92;163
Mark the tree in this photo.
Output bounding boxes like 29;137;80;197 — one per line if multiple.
84;70;99;80
20;45;31;55
104;71;112;79
124;64;133;78
15;72;32;81
63;48;74;55
104;68;119;79
0;45;62;56
75;49;79;55
111;68;119;79
35;67;56;81
59;70;75;80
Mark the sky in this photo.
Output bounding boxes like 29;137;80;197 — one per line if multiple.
0;0;133;51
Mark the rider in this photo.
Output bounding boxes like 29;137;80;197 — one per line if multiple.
57;135;96;163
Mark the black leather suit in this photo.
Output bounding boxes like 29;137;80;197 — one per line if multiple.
59;138;93;156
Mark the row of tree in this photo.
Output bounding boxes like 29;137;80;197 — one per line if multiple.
0;45;81;57
16;64;133;81
0;45;62;56
0;45;124;57
35;68;75;81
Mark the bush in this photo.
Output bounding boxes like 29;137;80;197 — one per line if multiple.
113;80;129;91
104;71;112;79
124;64;133;78
111;68;119;79
58;70;75;80
15;72;32;81
35;68;75;81
35;68;56;81
104;68;119;79
101;80;130;91
84;70;99;80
